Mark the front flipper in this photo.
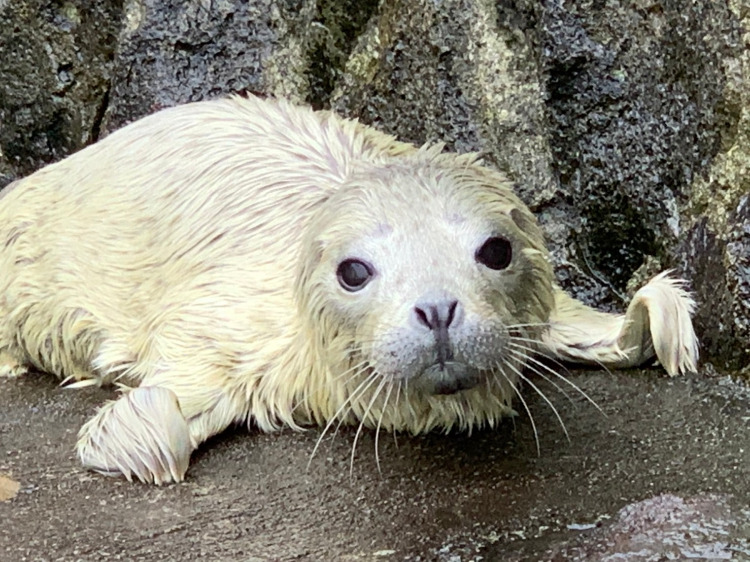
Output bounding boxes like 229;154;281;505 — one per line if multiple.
541;271;698;376
77;386;194;485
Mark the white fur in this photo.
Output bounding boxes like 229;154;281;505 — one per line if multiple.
0;95;699;484
542;271;698;376
77;386;192;484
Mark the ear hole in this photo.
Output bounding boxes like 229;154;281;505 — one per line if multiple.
510;207;536;234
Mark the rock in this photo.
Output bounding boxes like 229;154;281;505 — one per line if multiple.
0;0;748;365
0;1;121;184
545;494;744;561
102;0;316;132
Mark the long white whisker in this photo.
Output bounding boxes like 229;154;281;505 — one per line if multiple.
307;370;377;469
493;364;540;455
330;370;383;444
506;335;549;357
507;347;574;403
506;361;570;442
332;359;371;382
350;377;388;477
507;343;605;416
506;322;552;330
391;381;402;449
508;338;582;378
374;380;394;476
510;333;616;376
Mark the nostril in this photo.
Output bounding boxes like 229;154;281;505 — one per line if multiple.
446;300;458;328
414;306;431;329
413;300;461;331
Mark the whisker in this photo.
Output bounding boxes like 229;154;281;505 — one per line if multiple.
374;380;394;476
292;364;370;417
507;337;567;364
391;381;402;449
350;376;388;477
507;347;574;403
493;363;540;455
508;338;582;380
506;361;570;443
506;334;545;352
507;343;605;416
332;359;371;382
329;370;384;445
307;370;378;469
505;322;552;330
512;325;618;376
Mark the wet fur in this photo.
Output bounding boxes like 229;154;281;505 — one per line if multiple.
0;95;698;484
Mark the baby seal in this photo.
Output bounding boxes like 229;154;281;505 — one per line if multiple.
0;94;699;484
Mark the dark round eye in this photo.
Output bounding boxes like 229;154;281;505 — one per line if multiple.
337;259;374;291
475;236;512;270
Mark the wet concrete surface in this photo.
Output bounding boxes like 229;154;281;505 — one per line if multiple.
1;368;749;561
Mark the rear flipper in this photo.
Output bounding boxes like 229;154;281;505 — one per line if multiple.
541;271;698;376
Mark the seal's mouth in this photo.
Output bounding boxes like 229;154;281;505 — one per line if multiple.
422;361;481;395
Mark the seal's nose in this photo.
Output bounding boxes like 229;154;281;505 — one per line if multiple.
413;299;460;331
413;297;462;367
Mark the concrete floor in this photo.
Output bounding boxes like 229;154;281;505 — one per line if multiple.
2;368;749;561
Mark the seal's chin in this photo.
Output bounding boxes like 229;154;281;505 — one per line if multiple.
422;362;481;395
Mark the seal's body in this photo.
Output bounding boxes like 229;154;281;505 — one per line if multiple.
0;95;698;484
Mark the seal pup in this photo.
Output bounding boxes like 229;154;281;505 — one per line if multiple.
0;95;699;484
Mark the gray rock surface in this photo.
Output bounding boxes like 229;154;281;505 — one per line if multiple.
102;0;317;132
0;1;121;183
2;371;749;560
1;0;747;363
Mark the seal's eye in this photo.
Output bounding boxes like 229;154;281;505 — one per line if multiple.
337;259;374;291
475;236;512;270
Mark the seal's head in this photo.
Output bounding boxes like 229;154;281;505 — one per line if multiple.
295;149;555;432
